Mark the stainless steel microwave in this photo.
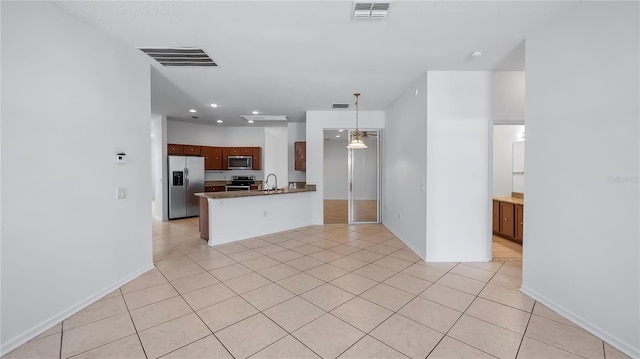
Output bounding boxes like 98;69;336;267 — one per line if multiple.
228;155;253;170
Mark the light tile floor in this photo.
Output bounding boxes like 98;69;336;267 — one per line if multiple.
4;218;630;359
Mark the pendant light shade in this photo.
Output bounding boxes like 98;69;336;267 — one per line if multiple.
347;93;368;149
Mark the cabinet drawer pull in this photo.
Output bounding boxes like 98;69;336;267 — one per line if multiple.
504;218;507;221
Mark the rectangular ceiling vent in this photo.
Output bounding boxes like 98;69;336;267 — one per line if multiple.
333;104;349;109
353;3;390;19
138;47;217;67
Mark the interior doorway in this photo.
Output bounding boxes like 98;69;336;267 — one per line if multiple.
348;129;381;223
491;124;525;261
323;129;382;224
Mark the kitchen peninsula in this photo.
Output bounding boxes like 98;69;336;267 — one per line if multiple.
196;186;316;246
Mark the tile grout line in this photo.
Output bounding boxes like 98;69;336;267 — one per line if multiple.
148;263;233;359
185;229;406;358
61;290;147;359
120;288;150;359
58;321;64;359
513;304;535;359
333;262;455;358
154;224;509;359
423;261;507;358
423;262;504;358
57;232;500;359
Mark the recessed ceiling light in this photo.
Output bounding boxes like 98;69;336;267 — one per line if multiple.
216;120;223;123
189;109;197;113
336;135;340;138
470;50;483;57
338;129;344;132
247;120;254;124
252;111;259;115
210;104;218;108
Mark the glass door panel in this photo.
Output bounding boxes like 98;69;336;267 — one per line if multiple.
348;130;380;223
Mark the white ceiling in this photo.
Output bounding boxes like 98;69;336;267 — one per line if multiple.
54;1;576;127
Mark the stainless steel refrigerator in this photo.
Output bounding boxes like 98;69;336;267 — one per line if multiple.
168;156;204;219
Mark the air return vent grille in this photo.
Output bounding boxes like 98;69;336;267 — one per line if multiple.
354;3;390;19
333;104;349;109
139;48;217;67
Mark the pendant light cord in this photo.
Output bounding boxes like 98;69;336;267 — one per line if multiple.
354;93;360;135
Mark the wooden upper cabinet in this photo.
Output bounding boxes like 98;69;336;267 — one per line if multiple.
499;202;515;238
294;141;306;171
228;147;242;155
221;147;230;170
252;147;262;170
183;145;201;156
201;146;223;170
167;144;184;155
241;147;253;156
515;204;524;241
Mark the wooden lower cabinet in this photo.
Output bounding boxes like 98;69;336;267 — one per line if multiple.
205;185;226;192
515;204;523;241
492;200;500;233
199;197;209;241
500;203;515;238
493;199;523;243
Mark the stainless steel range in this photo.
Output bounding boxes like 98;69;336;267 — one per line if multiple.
225;175;255;191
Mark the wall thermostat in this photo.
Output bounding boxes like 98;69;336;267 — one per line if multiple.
116;153;127;164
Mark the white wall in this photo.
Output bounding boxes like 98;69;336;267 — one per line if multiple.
383;74;429;258
264;127;289;188
323;139;349;199
425;72;492;262
306;111;385;224
288;122;306;183
1;2;153;354
491;72;525;123
522;2;639;357
167;120;265;147
151;115;168;220
493;125;525;197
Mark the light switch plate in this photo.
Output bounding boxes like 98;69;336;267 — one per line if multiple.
116;188;126;199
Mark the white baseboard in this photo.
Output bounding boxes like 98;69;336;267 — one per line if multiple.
0;263;155;357
382;223;426;260
520;285;639;359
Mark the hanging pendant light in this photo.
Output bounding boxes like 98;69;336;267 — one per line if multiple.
347;93;367;149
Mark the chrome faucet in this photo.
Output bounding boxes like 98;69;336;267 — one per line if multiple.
265;173;278;191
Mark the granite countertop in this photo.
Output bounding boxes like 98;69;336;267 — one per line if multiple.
494;196;524;205
196;185;316;199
